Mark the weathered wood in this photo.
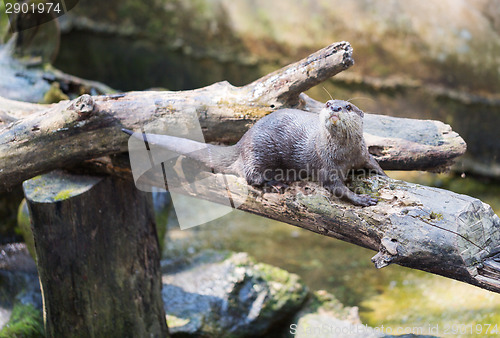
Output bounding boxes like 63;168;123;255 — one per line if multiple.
146;169;500;294
0;41;465;193
23;171;168;337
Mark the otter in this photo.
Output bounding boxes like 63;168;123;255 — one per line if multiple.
123;100;386;206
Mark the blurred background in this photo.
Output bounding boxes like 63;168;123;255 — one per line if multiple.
1;0;500;335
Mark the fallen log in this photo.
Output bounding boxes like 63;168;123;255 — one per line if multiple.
0;41;465;193
144;168;500;294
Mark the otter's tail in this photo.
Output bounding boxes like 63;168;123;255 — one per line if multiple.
122;128;238;173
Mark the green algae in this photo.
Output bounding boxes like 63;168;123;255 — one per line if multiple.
53;189;75;201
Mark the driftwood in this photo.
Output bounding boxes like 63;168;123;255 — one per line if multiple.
2;41;497;294
0;42;465;193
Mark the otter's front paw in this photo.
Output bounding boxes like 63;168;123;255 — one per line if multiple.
351;194;378;207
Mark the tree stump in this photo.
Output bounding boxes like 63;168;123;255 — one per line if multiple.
23;171;168;337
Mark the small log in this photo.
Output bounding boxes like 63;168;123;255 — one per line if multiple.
23;171;168;337
0;41;465;193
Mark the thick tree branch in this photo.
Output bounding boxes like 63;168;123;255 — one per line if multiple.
157;171;500;294
245;42;354;107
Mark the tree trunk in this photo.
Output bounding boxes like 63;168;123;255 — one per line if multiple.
23;171;168;337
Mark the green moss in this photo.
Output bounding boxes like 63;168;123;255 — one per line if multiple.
296;193;340;216
254;262;308;317
53;189;75;201
429;212;443;221
165;314;190;328
348;175;386;198
254;262;291;284
0;303;44;338
42;82;69;104
16;199;36;261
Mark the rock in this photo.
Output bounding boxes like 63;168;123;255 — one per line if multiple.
162;250;309;337
0;243;36;273
291;290;362;326
292;314;384;338
286;290;375;337
287;290;437;338
0;247;310;336
0;41;114;103
55;0;500;95
0;41;52;102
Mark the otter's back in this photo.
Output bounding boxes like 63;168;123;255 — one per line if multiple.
238;109;320;171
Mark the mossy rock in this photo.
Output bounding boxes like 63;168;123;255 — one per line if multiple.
162;251;309;337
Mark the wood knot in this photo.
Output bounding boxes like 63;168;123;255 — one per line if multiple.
316;226;328;234
368;145;387;157
68;94;95;116
371;237;400;269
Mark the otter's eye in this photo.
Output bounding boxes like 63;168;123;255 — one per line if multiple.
332;106;341;112
345;104;352;111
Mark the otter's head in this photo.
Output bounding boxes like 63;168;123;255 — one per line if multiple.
320;100;364;135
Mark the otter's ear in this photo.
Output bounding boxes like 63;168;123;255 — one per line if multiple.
359;110;364;118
